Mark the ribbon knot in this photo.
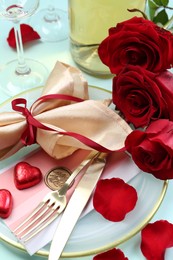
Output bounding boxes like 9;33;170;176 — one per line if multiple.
11;95;123;153
12;98;37;146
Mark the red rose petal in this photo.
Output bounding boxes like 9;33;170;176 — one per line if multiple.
7;24;40;48
0;189;13;219
93;248;128;260
93;178;138;222
141;220;173;260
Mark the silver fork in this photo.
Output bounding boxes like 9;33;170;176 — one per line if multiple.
13;152;99;243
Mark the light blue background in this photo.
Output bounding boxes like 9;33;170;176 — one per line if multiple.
1;0;173;259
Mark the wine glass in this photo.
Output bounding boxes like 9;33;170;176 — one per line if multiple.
29;0;68;42
0;0;48;96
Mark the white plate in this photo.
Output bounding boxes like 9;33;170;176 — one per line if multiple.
0;86;168;258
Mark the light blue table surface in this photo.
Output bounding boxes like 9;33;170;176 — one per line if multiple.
1;1;173;259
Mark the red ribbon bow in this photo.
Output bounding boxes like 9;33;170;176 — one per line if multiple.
12;98;38;145
11;94;124;153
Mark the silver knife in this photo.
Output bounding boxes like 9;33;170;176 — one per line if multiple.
48;153;106;260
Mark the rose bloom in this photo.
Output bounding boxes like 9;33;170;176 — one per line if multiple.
112;65;173;128
98;17;173;74
125;119;173;180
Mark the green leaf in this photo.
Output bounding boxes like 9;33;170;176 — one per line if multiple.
161;0;169;6
148;0;159;20
153;8;169;25
153;0;163;5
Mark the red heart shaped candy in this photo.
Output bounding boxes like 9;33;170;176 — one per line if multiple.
0;189;13;219
14;162;42;190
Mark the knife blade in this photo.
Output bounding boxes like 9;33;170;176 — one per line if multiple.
48;153;106;260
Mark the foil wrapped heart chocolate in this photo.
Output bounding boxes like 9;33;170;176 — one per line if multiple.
0;189;13;219
14;162;42;190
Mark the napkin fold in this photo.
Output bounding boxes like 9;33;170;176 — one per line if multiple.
0;61;132;161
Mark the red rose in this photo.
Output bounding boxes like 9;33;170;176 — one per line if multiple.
112;65;173;128
125;119;173;180
98;17;173;74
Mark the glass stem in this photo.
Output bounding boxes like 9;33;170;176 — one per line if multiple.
13;22;31;75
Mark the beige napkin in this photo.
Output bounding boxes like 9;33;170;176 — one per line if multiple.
0;61;132;160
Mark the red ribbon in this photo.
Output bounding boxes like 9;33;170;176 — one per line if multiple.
12;98;38;145
12;94;125;153
34;93;85;104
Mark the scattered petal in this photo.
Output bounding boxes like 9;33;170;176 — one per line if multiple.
141;220;173;260
93;248;128;260
7;24;40;48
93;178;138;222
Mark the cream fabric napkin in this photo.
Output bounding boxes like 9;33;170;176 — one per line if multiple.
0;61;132;160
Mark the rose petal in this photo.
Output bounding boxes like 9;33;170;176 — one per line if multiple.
141;220;173;260
7;24;40;48
93;178;138;222
93;248;128;260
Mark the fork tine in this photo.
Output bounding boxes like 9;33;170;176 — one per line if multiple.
18;202;60;240
13;201;45;233
13;191;58;235
14;191;65;242
13;153;99;243
23;206;64;242
16;202;55;237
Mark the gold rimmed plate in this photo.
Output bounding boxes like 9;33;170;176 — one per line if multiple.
0;86;168;258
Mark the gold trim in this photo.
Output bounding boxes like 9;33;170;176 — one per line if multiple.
0;85;42;107
0;85;111;107
0;86;169;257
0;181;168;258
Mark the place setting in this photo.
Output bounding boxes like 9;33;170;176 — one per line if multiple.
1;1;173;260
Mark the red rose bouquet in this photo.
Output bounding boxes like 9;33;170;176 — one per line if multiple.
95;12;173;260
98;16;173;181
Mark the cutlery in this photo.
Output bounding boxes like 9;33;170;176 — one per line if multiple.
48;153;106;260
13;152;99;242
